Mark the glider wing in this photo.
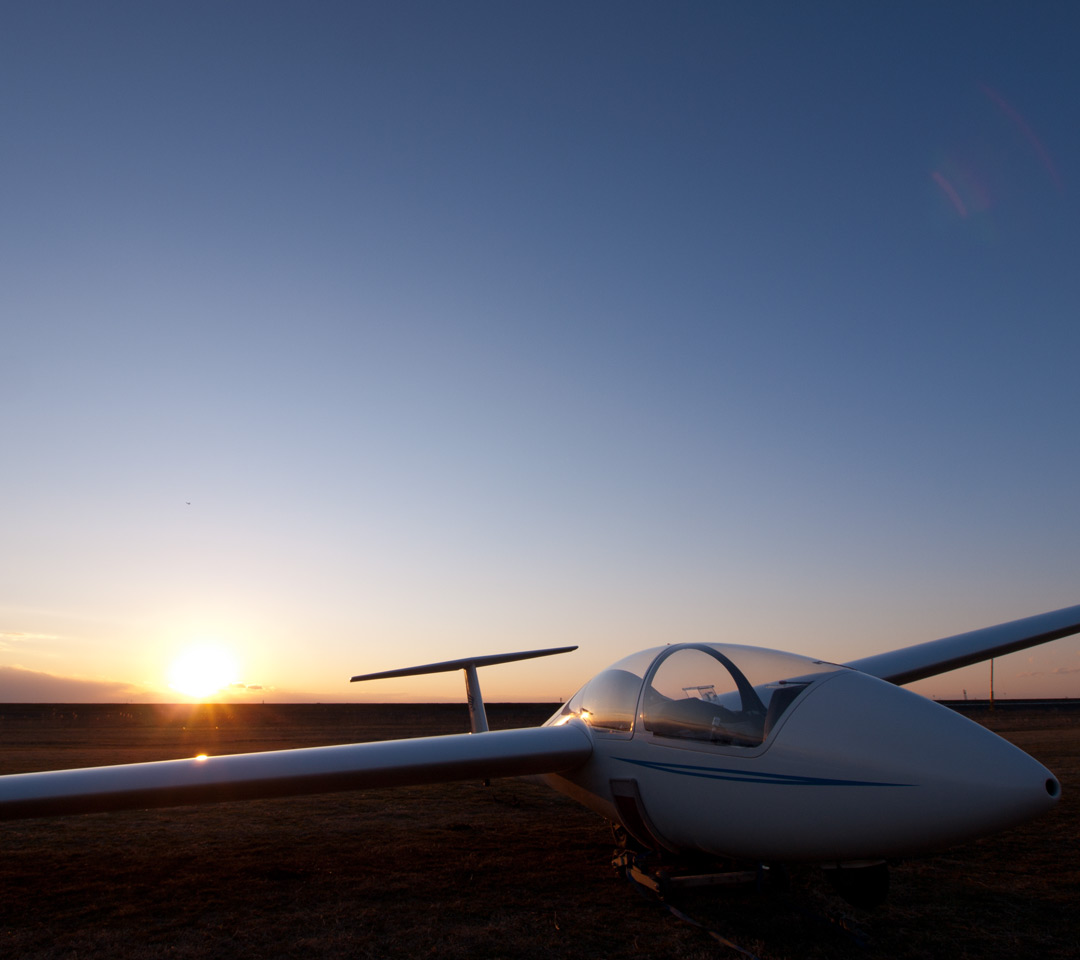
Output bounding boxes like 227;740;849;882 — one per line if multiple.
845;602;1080;686
0;722;592;822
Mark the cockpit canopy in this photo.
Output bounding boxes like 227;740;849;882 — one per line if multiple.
551;644;844;747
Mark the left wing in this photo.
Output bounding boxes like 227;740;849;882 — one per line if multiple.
845;602;1080;685
0;723;592;822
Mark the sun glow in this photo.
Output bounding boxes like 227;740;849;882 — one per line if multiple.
168;646;239;699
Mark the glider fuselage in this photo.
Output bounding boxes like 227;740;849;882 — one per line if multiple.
543;643;1059;861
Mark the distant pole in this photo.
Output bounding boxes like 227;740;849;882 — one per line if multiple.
990;658;995;711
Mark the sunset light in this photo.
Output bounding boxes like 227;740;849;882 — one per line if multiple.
2;5;1079;708
2;5;1078;954
168;646;239;700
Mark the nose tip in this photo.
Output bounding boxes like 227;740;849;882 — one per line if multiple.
774;672;1062;858
916;710;1060;833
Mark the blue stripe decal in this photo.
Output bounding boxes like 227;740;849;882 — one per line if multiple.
616;757;912;787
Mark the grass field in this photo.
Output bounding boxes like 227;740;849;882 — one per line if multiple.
1;703;1077;959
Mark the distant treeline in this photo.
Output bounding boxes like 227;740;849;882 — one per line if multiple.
944;698;1080;713
0;702;560;729
1;699;1076;729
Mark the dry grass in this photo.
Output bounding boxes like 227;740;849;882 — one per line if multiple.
1;703;1077;959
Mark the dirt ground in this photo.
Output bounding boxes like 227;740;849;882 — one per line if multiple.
1;702;1077;960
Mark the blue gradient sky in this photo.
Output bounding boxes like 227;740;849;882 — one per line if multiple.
3;2;1079;703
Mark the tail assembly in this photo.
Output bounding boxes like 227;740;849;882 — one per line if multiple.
351;646;578;733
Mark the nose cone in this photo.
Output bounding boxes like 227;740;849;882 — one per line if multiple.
766;671;1059;860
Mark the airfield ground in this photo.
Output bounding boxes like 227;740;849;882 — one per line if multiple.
1;702;1077;960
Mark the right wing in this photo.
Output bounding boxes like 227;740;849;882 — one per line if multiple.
0;722;593;822
845;602;1080;686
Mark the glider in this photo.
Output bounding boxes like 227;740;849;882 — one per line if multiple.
2;604;1077;905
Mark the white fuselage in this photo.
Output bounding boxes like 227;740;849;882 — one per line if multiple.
543;652;1058;862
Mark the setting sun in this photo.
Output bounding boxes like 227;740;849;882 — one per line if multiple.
168;646;238;699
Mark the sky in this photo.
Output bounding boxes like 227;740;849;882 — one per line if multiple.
3;2;1080;705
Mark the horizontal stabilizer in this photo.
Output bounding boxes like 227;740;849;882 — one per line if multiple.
845;603;1080;686
350;646;578;683
0;722;593;822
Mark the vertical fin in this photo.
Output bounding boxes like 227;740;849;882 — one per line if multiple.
464;662;489;733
